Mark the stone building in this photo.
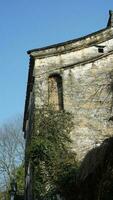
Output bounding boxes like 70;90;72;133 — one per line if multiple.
23;11;113;199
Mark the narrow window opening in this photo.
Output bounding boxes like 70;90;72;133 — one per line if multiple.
48;74;64;110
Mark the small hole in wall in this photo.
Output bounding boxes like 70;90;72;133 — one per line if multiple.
98;47;104;53
108;116;113;121
110;82;113;92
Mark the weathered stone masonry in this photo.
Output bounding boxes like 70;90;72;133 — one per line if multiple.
23;11;113;199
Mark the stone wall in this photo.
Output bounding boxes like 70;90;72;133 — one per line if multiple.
63;54;113;159
32;32;113;160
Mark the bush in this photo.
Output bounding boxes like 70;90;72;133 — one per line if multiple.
28;105;77;199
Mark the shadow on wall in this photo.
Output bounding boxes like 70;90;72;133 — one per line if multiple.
76;137;113;200
55;137;113;200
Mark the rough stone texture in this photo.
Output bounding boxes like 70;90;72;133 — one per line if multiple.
63;55;113;159
30;31;113;160
24;29;113;154
23;13;113;199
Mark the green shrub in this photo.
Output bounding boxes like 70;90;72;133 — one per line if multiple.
28;105;77;199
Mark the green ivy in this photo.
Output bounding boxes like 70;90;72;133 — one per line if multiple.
28;105;77;199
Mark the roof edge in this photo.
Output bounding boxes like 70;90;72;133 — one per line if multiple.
27;27;108;55
27;10;113;56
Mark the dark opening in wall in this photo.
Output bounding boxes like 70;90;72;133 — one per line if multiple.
98;47;104;53
95;45;105;53
48;74;64;110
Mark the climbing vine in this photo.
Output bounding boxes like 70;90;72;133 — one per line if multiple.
28;105;77;199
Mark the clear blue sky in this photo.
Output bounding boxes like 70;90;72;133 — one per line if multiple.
0;0;113;125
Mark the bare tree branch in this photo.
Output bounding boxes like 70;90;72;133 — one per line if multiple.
0;115;25;191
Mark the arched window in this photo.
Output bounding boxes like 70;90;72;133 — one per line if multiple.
48;74;64;110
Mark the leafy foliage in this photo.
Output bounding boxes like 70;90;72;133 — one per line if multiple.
28;106;113;200
29;105;77;199
15;164;25;194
